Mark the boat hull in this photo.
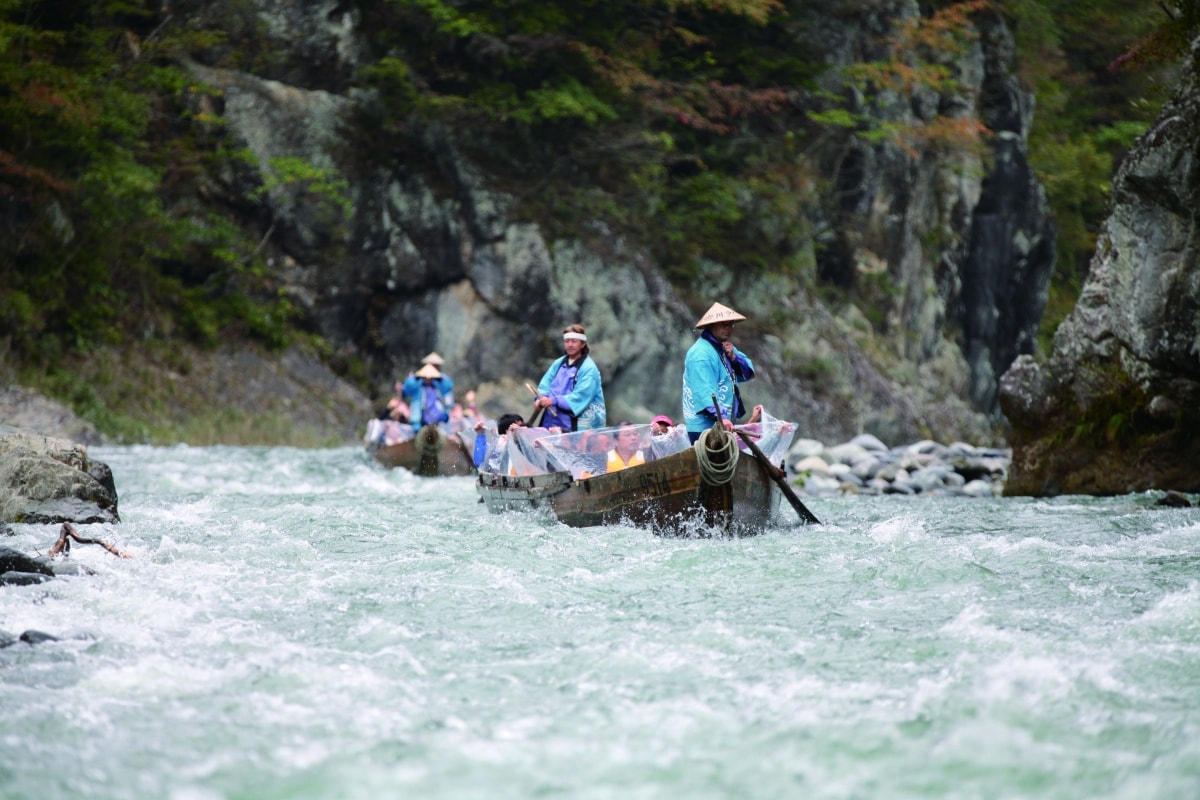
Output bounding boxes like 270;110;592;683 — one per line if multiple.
476;447;781;536
369;424;476;477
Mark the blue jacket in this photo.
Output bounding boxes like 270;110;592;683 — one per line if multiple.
536;355;606;431
402;375;454;430
682;331;754;434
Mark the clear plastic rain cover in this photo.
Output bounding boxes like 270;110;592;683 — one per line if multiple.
499;411;798;479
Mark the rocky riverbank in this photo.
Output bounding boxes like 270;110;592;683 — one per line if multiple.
788;433;1011;498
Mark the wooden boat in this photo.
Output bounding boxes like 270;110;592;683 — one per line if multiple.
476;425;808;536
368;424;476;476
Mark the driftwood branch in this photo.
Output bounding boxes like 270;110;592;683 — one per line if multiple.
48;522;132;559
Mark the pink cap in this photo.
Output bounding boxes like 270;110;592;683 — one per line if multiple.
652;415;673;426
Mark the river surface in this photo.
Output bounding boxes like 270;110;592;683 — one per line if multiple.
2;445;1199;799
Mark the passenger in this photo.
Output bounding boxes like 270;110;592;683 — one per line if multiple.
532;324;606;432
577;430;612;479
460;389;478;419
648;414;685;459
377;396;411;424
403;363;454;431
682;301;755;444
472;413;525;472
649;414;673;436
605;422;646;473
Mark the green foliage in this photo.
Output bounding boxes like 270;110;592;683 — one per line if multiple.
813;1;993;159
0;1;299;374
256;156;353;221
1010;0;1186;345
354;0;811;279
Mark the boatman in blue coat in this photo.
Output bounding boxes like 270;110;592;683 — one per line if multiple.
403;362;454;431
682;302;755;443
533;324;607;431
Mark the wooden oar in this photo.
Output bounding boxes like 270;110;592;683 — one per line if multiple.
525;382;546;428
713;394;820;525
736;429;821;525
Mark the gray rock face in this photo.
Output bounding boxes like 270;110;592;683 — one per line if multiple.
178;1;1052;445
0;426;120;524
1000;35;1200;496
0;387;105;446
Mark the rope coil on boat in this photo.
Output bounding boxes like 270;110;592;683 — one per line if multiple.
695;426;739;485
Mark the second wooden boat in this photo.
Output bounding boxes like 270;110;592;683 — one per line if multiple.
368;423;476;477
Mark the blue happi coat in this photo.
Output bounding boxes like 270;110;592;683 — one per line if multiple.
401;375;454;431
681;330;754;434
536;355;606;431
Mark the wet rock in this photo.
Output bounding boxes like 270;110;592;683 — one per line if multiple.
0;546;54;576
0;426;119;524
1156;491;1192;508
0;571;54;586
19;630;59;645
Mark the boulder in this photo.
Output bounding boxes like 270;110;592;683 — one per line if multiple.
0;426;119;524
999;33;1200;496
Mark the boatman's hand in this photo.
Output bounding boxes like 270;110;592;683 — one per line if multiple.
722;341;734;358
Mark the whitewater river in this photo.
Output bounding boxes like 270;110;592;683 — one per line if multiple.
2;445;1198;799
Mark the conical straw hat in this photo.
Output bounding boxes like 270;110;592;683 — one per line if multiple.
694;302;746;328
421;351;445;366
415;363;442;379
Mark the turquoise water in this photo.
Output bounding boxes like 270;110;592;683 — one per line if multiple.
2;445;1199;799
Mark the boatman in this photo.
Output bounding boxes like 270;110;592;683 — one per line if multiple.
403;362;454;431
681;301;755;443
412;352;454;397
532;324;606;432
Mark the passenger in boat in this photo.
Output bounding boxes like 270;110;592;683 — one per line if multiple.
681;302;755;443
648;414;688;459
472;413;525;471
459;389;478;419
605;422;646;473
576;430;613;478
649;414;673;436
376;395;411;424
403;363;454;431
532;324;606;432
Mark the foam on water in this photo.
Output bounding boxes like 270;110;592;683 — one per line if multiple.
2;447;1199;798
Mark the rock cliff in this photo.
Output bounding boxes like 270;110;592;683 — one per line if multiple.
1000;34;1200;495
169;1;1052;445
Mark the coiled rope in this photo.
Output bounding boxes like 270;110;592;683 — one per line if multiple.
695;426;739;486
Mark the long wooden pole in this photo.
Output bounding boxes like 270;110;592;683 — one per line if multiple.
736;429;821;525
712;393;820;525
525;382;546;428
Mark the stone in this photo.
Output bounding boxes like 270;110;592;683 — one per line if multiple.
0;571;54;586
0;428;119;524
0;546;53;576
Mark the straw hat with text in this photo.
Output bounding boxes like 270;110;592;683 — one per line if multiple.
694;302;746;329
415;363;442;380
